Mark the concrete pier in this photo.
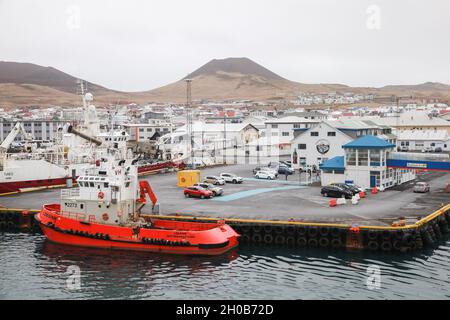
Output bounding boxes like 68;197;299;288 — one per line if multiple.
1;164;449;252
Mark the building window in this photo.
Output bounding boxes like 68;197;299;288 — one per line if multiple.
311;132;318;137
272;124;278;129
346;149;356;166
282;132;290;136
293;124;302;128
358;150;369;166
370;150;381;166
272;132;278;136
298;144;306;150
327;132;336;137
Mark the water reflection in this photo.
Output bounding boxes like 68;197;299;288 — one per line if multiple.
1;233;449;300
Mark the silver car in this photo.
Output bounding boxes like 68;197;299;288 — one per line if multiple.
413;182;430;193
220;173;243;184
193;183;224;196
203;175;226;185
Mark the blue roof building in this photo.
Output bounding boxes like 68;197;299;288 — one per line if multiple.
319;135;416;189
319;156;345;172
342;135;396;149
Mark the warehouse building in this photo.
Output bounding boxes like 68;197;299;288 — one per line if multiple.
396;130;450;152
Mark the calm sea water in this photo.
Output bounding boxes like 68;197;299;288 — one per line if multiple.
0;232;449;300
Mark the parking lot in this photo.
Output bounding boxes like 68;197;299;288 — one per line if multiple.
2;163;449;226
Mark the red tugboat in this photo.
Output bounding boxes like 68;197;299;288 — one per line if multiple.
35;146;239;256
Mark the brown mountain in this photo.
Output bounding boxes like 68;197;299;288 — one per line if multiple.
0;59;449;108
145;58;450;103
0;61;105;93
184;57;286;81
0;61;137;108
145;57;352;102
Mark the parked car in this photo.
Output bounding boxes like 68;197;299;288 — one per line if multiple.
399;146;409;152
346;183;365;193
184;186;214;199
193;183;224;196
255;171;276;180
413;182;430;193
321;185;353;199
253;166;278;177
434;147;443;153
278;165;294;175
422;146;433;153
330;183;360;195
203;175;226;185
220;173;243;184
267;161;280;169
280;160;292;167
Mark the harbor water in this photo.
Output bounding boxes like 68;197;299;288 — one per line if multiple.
1;232;449;300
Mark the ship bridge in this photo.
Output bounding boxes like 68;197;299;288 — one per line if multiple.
387;152;450;172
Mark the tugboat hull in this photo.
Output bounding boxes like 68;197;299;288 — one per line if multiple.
36;205;239;256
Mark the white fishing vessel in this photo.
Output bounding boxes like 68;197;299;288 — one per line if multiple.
0;84;184;195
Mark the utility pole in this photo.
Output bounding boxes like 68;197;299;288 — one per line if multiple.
185;79;194;169
223;113;227;165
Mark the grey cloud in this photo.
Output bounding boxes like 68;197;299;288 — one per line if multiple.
0;0;449;91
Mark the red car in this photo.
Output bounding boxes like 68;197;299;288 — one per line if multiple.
184;186;214;199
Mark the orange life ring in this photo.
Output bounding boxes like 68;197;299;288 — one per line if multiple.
181;177;186;183
98;191;105;199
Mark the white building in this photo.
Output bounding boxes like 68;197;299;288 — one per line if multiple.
397;130;450;152
125;120;174;143
263;116;320;156
161;122;259;155
290;122;353;169
290;120;397;169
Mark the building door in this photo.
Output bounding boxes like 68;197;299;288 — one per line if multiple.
370;175;376;188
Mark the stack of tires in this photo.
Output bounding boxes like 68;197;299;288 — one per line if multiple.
364;229;423;253
420;213;450;247
0;212;20;232
233;223;346;249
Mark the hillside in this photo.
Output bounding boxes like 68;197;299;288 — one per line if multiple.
0;61;108;94
184;57;286;81
144;58;450;103
0;59;449;107
146;58;352;102
0;61;140;107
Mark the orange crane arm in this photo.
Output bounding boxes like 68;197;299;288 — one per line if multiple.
138;180;158;208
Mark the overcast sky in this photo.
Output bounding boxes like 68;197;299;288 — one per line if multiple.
0;0;449;91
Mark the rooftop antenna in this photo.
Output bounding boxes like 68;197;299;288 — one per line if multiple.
185;79;194;168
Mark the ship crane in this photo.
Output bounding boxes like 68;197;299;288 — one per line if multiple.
137;180;159;213
0;122;33;153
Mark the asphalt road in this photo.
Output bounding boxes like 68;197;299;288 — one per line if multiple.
1;163;449;225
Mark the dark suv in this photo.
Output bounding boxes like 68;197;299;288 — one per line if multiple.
330;183;360;195
278;165;294;175
321;185;353;199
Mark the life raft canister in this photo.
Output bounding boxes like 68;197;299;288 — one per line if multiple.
98;191;105;199
102;213;109;221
